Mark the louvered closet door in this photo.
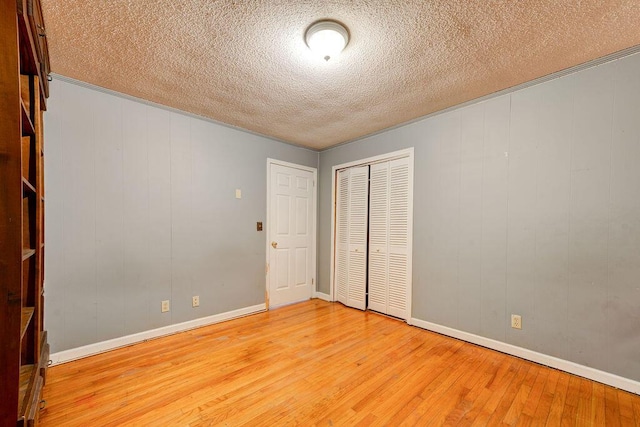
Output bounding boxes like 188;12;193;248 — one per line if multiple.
368;162;389;314
368;158;411;318
335;169;349;306
387;157;411;319
335;166;369;310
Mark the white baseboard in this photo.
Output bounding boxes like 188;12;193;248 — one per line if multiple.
313;292;332;302
50;303;267;366
410;318;640;395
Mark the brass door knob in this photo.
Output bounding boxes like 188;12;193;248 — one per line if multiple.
271;241;278;248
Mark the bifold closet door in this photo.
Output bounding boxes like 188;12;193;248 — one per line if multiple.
335;166;368;310
368;162;389;314
368;158;411;319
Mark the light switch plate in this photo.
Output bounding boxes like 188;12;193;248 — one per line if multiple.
235;189;242;199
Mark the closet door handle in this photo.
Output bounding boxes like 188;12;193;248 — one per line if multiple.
271;241;278;249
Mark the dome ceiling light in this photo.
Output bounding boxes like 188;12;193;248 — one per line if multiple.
305;20;350;61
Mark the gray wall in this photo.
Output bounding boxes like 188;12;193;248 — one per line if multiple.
45;78;318;352
319;52;640;381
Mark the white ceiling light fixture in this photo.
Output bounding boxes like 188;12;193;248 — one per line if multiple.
305;20;350;61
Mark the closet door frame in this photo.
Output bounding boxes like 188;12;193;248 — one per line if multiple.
329;148;414;323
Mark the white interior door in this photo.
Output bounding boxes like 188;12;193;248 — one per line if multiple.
335;166;368;310
268;163;315;307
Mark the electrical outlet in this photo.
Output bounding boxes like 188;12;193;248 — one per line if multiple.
192;296;200;307
511;314;522;329
161;300;170;313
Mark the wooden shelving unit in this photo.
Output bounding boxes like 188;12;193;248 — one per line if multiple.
1;0;50;425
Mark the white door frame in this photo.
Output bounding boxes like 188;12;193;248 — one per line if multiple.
329;148;414;322
266;158;318;309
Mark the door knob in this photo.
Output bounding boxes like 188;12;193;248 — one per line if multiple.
271;241;278;248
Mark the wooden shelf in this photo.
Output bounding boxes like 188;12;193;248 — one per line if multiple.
18;364;36;414
21;98;35;136
39;331;50;383
20;307;34;340
22;248;36;261
22;176;36;195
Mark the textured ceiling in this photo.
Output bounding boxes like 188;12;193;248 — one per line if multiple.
42;1;640;150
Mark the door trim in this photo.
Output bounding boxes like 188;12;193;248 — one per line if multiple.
329;148;414;322
266;158;318;310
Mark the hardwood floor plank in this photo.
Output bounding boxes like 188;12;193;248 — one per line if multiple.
591;382;606;426
521;366;549;418
604;385;623;427
38;300;640;426
502;364;540;425
423;348;500;425
369;342;476;417
457;355;516;425
455;384;496;426
397;345;489;425
633;395;640;425
575;377;594;424
384;395;423;426
485;362;534;425
545;372;570;426
560;375;582;426
515;413;533;427
276;327;430;425
414;349;493;425
531;368;559;424
618;389;638;424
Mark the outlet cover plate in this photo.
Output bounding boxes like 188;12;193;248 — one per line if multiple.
192;296;200;307
511;314;522;329
161;300;170;313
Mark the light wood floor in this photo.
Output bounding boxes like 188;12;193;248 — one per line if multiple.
40;300;640;426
